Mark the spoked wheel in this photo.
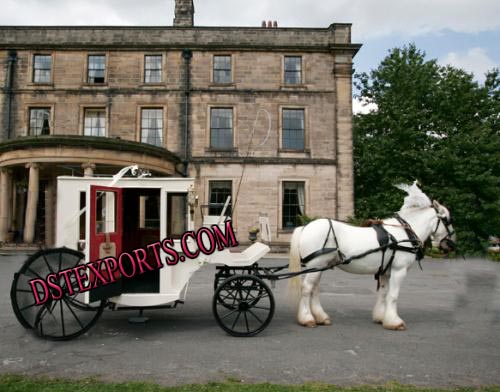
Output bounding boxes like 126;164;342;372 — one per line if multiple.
213;274;274;337
10;247;105;340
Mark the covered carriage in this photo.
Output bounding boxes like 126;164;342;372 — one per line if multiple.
11;170;276;340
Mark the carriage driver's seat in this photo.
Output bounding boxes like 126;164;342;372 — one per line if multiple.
203;215;271;266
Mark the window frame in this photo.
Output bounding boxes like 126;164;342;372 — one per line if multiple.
279;107;307;152
212;54;233;85
280;180;307;230
167;192;189;239
32;54;53;84
283;55;303;85
83;108;107;137
143;54;164;84
27;106;52;136
86;54;107;84
208;106;235;151
207;179;233;217
137;106;167;148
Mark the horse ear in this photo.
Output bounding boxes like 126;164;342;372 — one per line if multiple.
432;200;441;209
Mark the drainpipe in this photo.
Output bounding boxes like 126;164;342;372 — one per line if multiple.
181;49;192;177
4;50;17;141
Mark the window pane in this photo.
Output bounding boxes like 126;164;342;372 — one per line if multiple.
96;191;116;234
210;108;233;149
145;55;162;83
84;109;106;137
284;56;302;84
88;55;106;83
141;109;163;147
138;195;161;229
282;181;305;228
29;108;50;136
167;193;187;238
213;55;232;84
282;109;305;150
33;55;52;83
209;181;232;216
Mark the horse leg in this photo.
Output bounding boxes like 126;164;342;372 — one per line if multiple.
383;267;408;331
310;272;331;325
297;271;320;327
372;275;388;324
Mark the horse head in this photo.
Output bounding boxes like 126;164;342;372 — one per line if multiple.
431;200;456;252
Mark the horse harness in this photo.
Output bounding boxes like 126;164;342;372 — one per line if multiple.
300;216;425;290
432;207;456;251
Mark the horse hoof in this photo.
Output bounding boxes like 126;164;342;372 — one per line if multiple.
300;320;317;328
318;318;332;326
383;322;406;331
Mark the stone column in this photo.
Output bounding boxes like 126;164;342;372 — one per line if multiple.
10;178;17;232
44;179;56;247
334;56;355;220
0;168;12;242
82;162;96;177
24;163;40;243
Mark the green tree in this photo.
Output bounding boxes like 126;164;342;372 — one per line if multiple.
353;44;500;253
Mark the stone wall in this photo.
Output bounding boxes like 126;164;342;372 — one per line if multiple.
0;25;359;246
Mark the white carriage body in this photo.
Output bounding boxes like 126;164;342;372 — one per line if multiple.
55;175;269;308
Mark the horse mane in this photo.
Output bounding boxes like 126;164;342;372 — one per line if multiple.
395;181;432;211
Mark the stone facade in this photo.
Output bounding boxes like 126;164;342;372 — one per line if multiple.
0;3;360;248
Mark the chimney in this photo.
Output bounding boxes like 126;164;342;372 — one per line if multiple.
174;0;194;27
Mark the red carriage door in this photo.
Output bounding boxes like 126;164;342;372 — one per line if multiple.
89;185;123;301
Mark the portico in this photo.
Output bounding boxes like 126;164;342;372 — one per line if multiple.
0;136;181;247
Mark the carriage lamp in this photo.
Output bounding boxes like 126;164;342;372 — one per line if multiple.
188;185;198;208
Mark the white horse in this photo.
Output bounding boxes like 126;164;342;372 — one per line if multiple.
288;182;456;331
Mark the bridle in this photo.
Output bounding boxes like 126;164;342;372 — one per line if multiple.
432;206;456;251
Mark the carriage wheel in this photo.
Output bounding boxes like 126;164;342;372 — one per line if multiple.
213;275;274;337
213;265;265;309
10;247;105;341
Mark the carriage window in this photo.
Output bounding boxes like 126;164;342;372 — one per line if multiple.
282;181;305;229
96;191;116;233
167;193;187;239
138;195;160;229
79;192;86;240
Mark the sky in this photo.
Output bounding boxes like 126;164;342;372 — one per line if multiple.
1;0;498;113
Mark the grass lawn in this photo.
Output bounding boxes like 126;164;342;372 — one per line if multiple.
1;375;499;392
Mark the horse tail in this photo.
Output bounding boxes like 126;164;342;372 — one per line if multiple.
288;225;304;306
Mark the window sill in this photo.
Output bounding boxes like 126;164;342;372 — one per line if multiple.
205;147;238;153
278;148;311;155
28;82;54;87
209;83;236;88
140;83;167;87
81;83;108;87
280;84;308;90
278;228;296;234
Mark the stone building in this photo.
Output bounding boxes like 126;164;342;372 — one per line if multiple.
0;0;361;249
